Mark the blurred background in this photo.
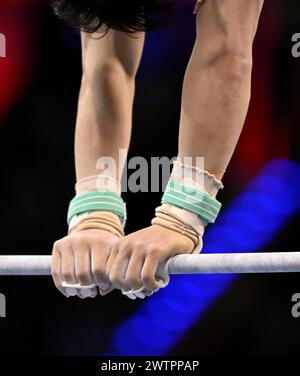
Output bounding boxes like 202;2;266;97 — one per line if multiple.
0;0;300;356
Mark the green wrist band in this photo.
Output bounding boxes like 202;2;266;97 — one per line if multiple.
161;180;221;224
67;191;126;226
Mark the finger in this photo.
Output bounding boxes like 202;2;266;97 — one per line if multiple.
121;290;137;300
141;255;161;292
51;247;68;297
92;244;115;296
74;247;93;286
143;290;154;297
105;245;119;277
99;285;115;296
80;287;97;299
129;285;153;299
125;250;146;290
91;245;113;291
90;287;98;298
109;246;131;290
73;241;95;299
61;245;78;285
132;290;146;299
62;283;97;299
122;288;151;299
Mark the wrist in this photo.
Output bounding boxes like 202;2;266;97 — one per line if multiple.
68;174;127;235
151;158;224;254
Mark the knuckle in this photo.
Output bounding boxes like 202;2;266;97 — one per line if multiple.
51;271;60;281
72;236;86;248
51;264;60;274
92;265;105;277
109;244;119;255
76;270;87;281
63;272;74;282
53;240;60;249
74;247;89;257
109;276;119;286
52;240;63;252
141;274;156;288
126;277;138;287
52;247;59;258
109;274;122;287
119;245;132;257
146;246;159;257
134;242;145;250
141;273;152;284
53;238;72;253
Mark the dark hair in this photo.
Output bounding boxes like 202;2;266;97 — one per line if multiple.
51;0;176;35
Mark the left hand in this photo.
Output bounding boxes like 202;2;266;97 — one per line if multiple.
106;225;199;297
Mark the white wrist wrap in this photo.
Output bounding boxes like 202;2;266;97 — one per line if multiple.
75;174;121;196
152;159;224;255
170;159;224;198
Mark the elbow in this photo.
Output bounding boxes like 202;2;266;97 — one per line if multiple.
83;59;138;88
203;41;253;84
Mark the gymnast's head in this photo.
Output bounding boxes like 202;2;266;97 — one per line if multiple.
51;0;176;35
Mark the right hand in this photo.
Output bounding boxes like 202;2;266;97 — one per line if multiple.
51;229;120;298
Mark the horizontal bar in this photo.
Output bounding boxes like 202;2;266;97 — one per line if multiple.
167;252;300;274
0;252;300;276
0;256;52;276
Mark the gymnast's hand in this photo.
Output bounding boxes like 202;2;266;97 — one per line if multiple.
106;225;196;295
51;229;119;298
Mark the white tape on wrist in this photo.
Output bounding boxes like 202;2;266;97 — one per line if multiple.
75;174;121;196
171;159;224;198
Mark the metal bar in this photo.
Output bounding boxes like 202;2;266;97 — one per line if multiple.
0;252;300;276
0;256;52;276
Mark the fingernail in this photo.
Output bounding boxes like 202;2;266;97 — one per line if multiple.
156;279;167;288
99;289;110;296
81;289;92;298
98;282;110;290
122;290;137;300
131;286;144;294
134;292;146;299
65;287;77;297
122;289;132;295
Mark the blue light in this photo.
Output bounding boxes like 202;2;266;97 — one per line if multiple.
106;159;300;356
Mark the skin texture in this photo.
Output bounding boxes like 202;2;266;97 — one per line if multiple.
52;30;145;297
76;30;145;180
178;0;265;174
52;0;265;298
106;225;195;293
52;230;119;298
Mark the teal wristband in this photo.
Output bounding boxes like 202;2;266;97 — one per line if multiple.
67;191;126;226
161;180;221;224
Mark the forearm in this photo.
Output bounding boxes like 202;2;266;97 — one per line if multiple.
75;67;135;181
178;53;252;179
75;31;145;182
178;0;264;179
